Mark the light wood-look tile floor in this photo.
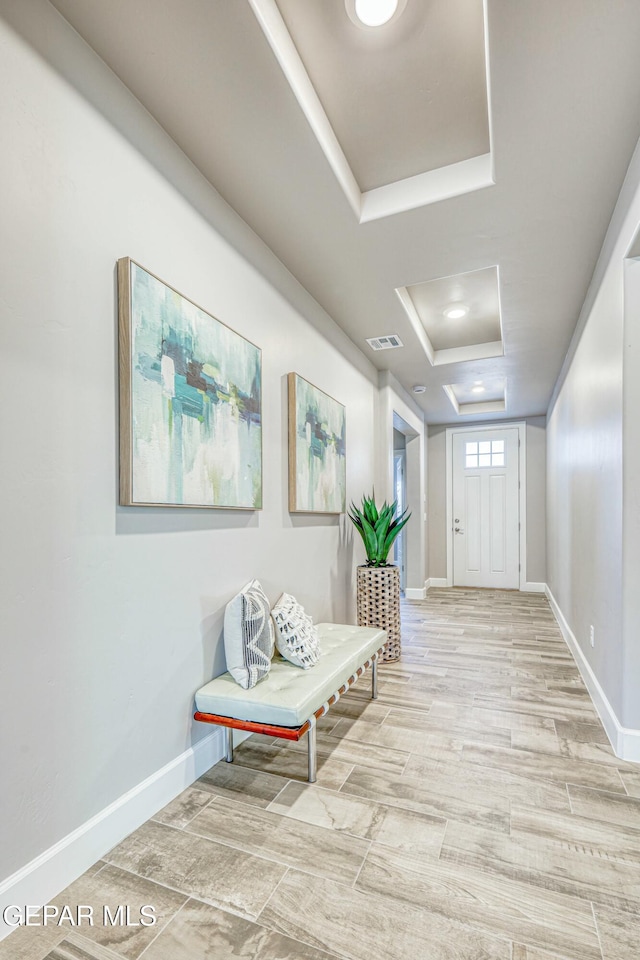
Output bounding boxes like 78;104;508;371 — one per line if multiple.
4;589;640;959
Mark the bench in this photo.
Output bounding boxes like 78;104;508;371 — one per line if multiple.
194;623;386;782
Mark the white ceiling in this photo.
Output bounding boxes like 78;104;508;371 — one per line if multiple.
404;265;501;351
449;377;506;404
274;0;489;191
444;376;506;415
49;0;640;424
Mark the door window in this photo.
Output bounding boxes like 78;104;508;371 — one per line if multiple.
465;439;505;468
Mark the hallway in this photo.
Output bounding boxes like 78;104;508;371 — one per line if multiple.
4;590;640;960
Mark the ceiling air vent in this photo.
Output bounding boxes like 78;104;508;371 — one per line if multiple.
366;334;404;351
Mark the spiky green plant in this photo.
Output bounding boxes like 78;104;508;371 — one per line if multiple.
348;494;411;567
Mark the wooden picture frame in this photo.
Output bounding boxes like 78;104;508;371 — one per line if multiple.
118;258;262;509
288;372;346;514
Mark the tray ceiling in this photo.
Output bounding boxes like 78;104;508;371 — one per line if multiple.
47;0;640;423
274;0;490;191
444;377;506;415
248;0;493;220
396;265;502;367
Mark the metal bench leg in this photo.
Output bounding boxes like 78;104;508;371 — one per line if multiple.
307;724;317;783
372;658;378;700
224;727;234;763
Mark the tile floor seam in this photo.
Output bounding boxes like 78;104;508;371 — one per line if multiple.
616;767;629;795
293;856;524;957
250;910;354;960
562;784;575;819
349;838;373;890
337;765;356;793
438;838;640;916
590;901;606;960
176;818;368;884
349;857;546;955
561;776;628;795
263;777;294;810
154;891;311;950
458;756;628;791
255;866;290;923
152;793;219;831
338;763;356;791
228;753;356;792
434;818;449;860
8;589;640;960
134;893;191;960
397;749;411;776
98;857;273;927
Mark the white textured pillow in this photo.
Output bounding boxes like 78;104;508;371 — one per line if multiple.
224;580;274;690
271;593;321;669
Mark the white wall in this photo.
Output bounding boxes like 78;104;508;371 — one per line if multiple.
524;418;547;585
377;372;427;594
546;278;624;718
427;418;547;585
427;427;448;580
547;135;640;744
623;254;640;731
0;0;377;900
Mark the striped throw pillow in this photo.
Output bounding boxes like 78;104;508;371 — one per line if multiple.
224;580;274;689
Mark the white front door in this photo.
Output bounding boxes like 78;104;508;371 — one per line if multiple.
452;428;520;589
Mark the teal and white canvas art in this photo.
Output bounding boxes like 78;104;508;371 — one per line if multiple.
288;373;346;514
119;259;262;509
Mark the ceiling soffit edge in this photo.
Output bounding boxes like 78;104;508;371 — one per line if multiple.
443;382;507;417
395;264;505;366
247;0;495;222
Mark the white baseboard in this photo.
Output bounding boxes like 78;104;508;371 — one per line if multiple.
0;728;228;940
619;725;640;761
404;585;426;600
545;585;640;762
426;578;545;593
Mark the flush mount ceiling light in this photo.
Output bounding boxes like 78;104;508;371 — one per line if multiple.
412;384;426;394
346;0;408;28
471;385;486;394
355;0;397;25
443;304;469;320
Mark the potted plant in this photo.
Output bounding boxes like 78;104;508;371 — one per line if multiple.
348;495;411;662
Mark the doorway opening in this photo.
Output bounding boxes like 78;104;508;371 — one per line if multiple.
390;411;421;596
393;428;407;591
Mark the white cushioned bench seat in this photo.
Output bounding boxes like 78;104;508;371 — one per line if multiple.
195;623;385;728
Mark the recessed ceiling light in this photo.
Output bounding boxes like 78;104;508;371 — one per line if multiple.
412;385;426;394
471;385;486;394
345;0;407;28
353;0;398;26
443;304;469;320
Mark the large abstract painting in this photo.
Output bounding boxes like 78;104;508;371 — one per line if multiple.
118;259;262;509
288;373;346;514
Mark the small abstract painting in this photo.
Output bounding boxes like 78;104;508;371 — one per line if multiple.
118;259;262;509
288;373;346;514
